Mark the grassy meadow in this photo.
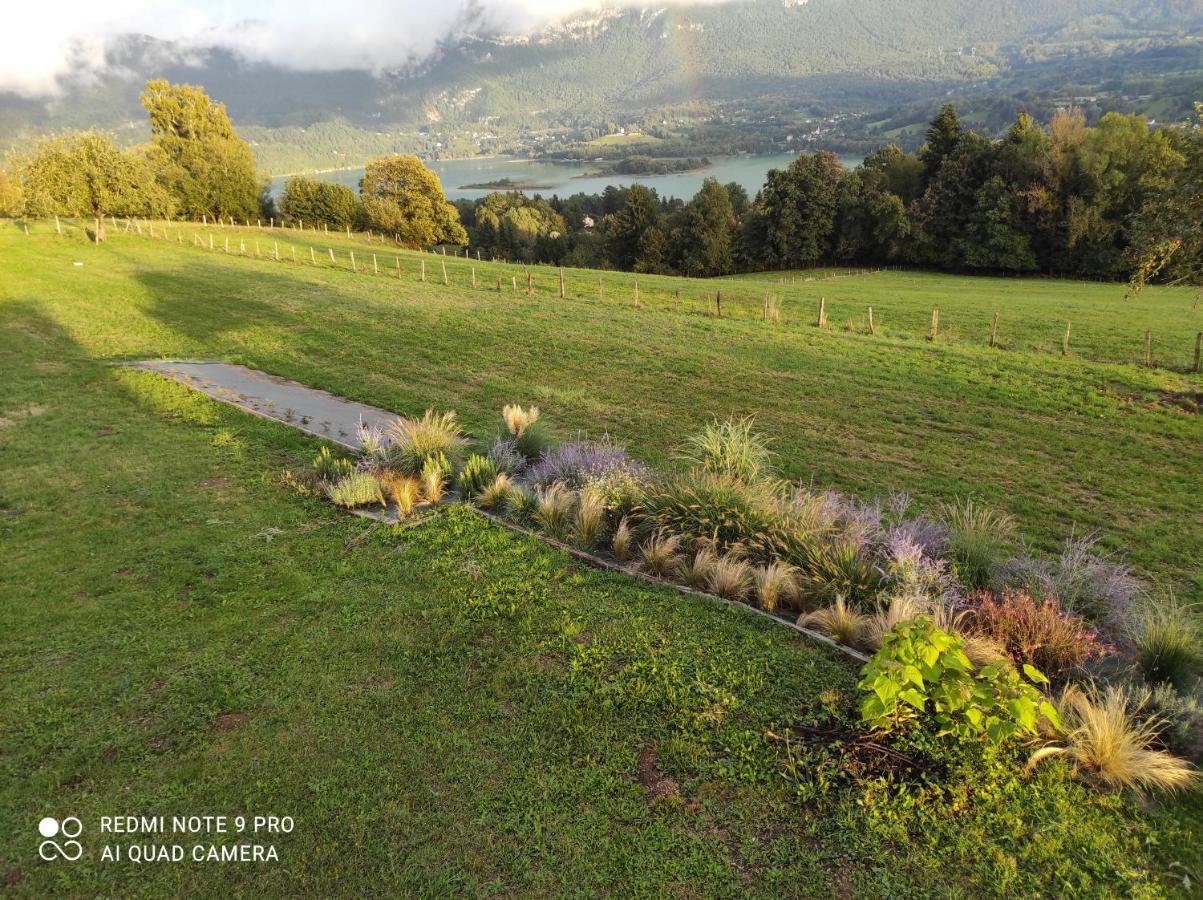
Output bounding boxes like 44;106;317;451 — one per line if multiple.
1;219;1201;895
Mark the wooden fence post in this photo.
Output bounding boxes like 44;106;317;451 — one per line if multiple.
634;279;640;308
54;215;60;234
1062;321;1071;356
421;259;426;282
396;257;401;278
442;260;449;285
989;310;999;348
715;291;722;318
224;237;230;253
310;247;316;265
273;242;279;261
868;306;876;336
599;278;604;302
209;235;214;250
329;248;336;265
373;254;378;275
927;308;939;341
497;274;502;292
816;296;826;328
472;266;477;288
512;276;518;292
559;267;565;299
526;270;533;295
675;289;681;313
349;250;356;271
1193;332;1202;373
1143;331;1152;367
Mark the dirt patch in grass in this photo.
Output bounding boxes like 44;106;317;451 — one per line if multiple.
215;713;251;732
1122;390;1203;415
636;745;681;803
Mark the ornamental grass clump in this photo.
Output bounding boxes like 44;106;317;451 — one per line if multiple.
1029;684;1199;798
639;530;682;577
941;497;1015;590
388;409;469;475
677;546;717;591
639;471;784;561
533;482;575;538
799;597;869;647
1128;593;1200;691
679;416;773;482
797;539;883;608
389;476;422;518
504;484;537;524
313;446;353;482
326;471;385;508
457;453;497;501
967;589;1107;682
753;561;799;613
475;473;514;511
420;453;450;504
502;403;539;438
706;553;755;602
572;489;608;549
611;516;635;562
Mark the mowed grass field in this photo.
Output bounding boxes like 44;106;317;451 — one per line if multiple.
1;220;1201;895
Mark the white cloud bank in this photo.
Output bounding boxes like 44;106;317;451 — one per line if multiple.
1;0;729;96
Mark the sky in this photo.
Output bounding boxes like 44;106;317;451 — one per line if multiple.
2;0;729;96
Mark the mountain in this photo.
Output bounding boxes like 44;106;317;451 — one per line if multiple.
3;0;1202;173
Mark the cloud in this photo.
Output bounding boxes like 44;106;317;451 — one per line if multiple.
1;0;724;96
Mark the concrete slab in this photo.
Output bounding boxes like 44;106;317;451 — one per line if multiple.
125;360;401;449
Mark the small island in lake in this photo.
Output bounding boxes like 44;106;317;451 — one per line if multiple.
458;177;556;191
576;155;711;178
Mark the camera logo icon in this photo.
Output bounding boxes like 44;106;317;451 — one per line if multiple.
38;817;83;861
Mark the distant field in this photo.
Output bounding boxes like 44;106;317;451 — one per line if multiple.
2;220;1201;895
586;132;665;147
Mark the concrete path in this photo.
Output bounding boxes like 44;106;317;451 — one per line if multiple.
126;360;400;449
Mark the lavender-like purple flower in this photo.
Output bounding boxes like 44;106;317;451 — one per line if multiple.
527;439;648;490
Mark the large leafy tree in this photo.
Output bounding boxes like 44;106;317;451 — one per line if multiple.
673;178;737;276
140;80;261;221
17;132;175;220
359;155;467;248
280;177;361;230
747;151;846;269
605;184;661;270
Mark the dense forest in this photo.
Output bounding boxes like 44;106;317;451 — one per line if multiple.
449;104;1203;287
4;83;1200;289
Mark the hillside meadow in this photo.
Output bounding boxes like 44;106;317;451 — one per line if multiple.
1;220;1201;895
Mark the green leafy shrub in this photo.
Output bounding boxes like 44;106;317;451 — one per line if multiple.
941;498;1015;589
313;446;353;482
858;617;1058;744
325;472;386;508
515;421;554;461
679;416;773;482
387;409;469;474
457;454;497;500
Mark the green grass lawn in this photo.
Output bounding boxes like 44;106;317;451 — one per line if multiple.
1;221;1201;895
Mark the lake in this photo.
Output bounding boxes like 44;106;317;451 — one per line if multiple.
270;152;863;202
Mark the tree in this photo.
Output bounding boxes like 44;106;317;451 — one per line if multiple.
673;178;736;276
16;132;175;220
0;168;23;216
140;80;260;220
280;177;361;230
359;155;467;247
1128;104;1203;293
605;185;660;270
921;104;965;187
747;151;846;269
